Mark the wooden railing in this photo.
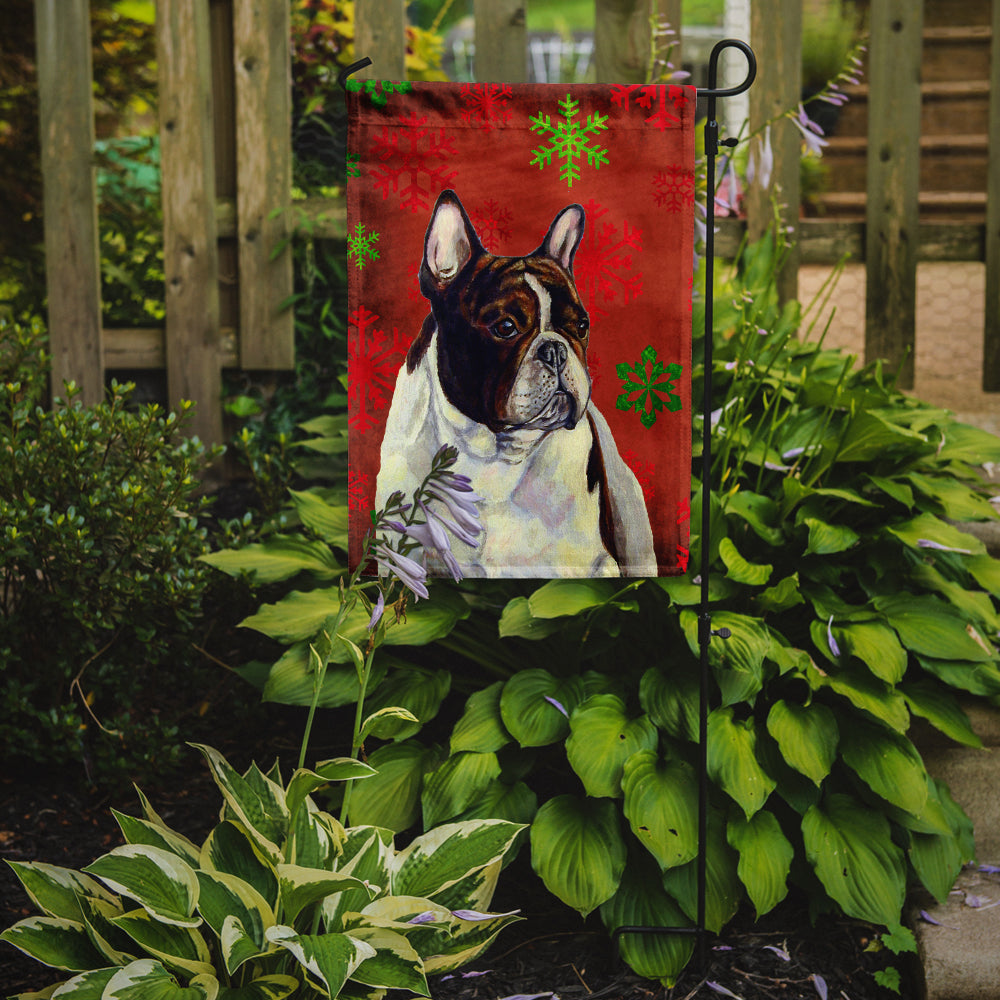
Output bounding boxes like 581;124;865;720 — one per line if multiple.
32;0;1000;445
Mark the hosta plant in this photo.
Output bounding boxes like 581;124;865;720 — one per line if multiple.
1;743;523;999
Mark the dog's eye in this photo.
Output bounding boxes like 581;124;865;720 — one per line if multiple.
491;318;518;339
576;318;590;336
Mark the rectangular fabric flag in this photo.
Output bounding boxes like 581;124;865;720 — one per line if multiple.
346;81;695;578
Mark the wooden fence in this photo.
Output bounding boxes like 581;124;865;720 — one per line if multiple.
33;0;1000;445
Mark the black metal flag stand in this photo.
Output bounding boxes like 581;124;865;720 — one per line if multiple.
340;39;758;973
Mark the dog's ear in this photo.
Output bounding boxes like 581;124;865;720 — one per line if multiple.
538;204;585;272
421;190;482;293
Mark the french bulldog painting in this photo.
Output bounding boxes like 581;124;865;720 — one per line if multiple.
375;189;657;578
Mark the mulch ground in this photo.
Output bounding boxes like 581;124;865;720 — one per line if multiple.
1;740;913;1000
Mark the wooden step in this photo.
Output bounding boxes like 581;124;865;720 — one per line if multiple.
822;134;989;193
921;0;992;28
922;25;993;83
813;190;987;222
832;80;991;138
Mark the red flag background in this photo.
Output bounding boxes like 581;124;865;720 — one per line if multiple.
347;81;695;577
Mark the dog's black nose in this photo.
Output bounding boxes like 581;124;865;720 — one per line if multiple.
537;339;567;372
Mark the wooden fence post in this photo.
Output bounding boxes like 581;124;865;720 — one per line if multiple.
233;0;294;370
474;0;527;82
157;0;223;445
354;0;406;80
864;0;923;390
983;0;1000;390
746;0;801;305
594;0;651;84
34;0;104;405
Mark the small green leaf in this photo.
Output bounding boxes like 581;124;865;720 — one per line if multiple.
719;537;772;585
803;517;859;555
765;700;838;786
527;579;619;618
200;536;342;584
707;708;776;818
727;811;793;917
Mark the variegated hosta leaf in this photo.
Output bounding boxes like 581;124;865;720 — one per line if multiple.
727;810;793;917
195;871;274;974
214;975;300;1000
765;700;838;786
345;926;429;995
599;854;694;987
838;718;929;817
83;845;200;928
265;926;375;998
288;802;343;870
277;864;376;925
45;966;118;997
110;908;214;979
529;795;626;917
499;670;585;747
112;810;202;868
421;906;523;975
661;810;742;934
0;916;107;971
706;707;776;819
621;751;699;871
192;746;288;863
200;822;278;910
391;820;524;901
450;682;511;754
285;760;375;823
422;860;501;916
77;894;136;966
421;752;502;829
323;829;393;931
4;861;118;922
802;793;906;926
102;958;218;999
566;695;658;799
452;779;538;828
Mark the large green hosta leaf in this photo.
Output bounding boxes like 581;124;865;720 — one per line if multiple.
499;670;585;747
832;621;907;684
802;793;906;926
916;655;1000;697
530;795;627;917
727;810;793;917
718;537;773;586
886;512;985;557
765;700;838;786
421;751;502;828
566;695;658;798
450;681;511;754
680;611;771;706
900;680;982;748
600;853;694;987
639;663;699;743
526;578;621;617
346;740;442;832
200;535;342;584
874;594;995;662
362;666;451;741
621;751;699;871
660;810;741;934
839;718;929;816
707;708;776;818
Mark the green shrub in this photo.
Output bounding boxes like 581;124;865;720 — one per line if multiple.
1;743;524;997
0;317;220;783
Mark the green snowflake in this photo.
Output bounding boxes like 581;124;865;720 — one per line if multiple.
615;344;683;428
346;152;360;178
529;93;609;188
345;78;413;108
347;222;380;269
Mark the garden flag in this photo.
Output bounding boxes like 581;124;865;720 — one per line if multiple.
347;80;695;578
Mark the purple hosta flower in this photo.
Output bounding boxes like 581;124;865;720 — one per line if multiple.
715;157;741;215
441;970;493;982
763;944;791;962
747;124;774;191
374;541;429;600
917;538;973;555
791;104;828;156
979;864;1000;874
812;974;828;1000
451;908;521;921
544;695;569;717
827;615;841;658
407;911;438;925
424;479;484;541
405;505;465;582
367;590;385;631
707;983;742;999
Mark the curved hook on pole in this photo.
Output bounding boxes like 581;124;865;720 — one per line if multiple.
337;57;373;92
700;38;757;99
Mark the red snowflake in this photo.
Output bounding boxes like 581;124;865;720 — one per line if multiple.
470;198;514;248
574;199;643;321
348;306;413;431
460;83;513;128
620;448;655;508
652;166;695;213
611;84;689;130
676;497;691;525
676;544;690;573
370;112;459;213
347;470;370;512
